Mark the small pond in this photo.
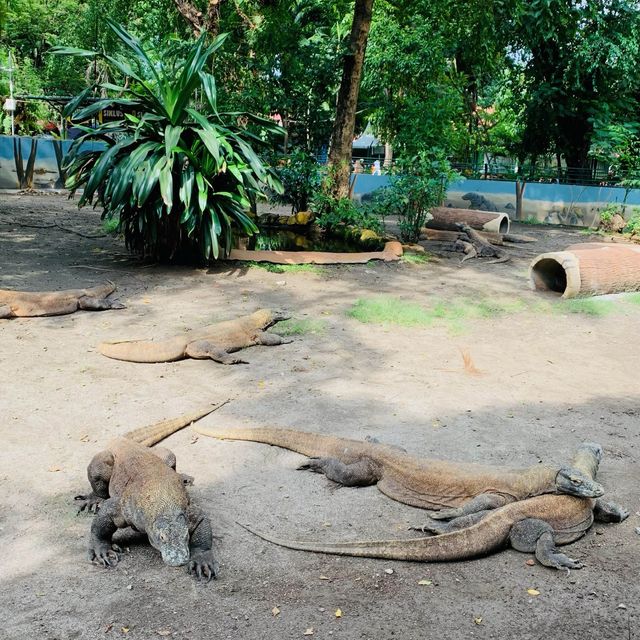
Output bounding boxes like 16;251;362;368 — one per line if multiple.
246;226;385;253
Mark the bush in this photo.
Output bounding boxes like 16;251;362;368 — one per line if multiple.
369;150;459;242
271;148;322;214
312;192;383;235
624;207;640;235
56;21;282;263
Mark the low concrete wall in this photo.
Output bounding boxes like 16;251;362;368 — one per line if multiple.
351;174;640;227
2;135;638;228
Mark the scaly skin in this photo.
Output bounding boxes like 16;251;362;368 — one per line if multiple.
77;402;228;581
0;282;124;318
238;444;629;569
193;426;604;513
99;309;290;364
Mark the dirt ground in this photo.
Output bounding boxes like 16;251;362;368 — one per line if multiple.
0;193;638;640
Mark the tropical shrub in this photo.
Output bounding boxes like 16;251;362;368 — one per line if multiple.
370;150;458;242
312;192;383;235
55;21;282;262
271;148;322;214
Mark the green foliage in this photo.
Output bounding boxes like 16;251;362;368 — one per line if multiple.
623;208;640;234
57;22;282;263
241;261;325;275
401;252;432;265
368;151;458;242
270;148;322;213
312;193;382;235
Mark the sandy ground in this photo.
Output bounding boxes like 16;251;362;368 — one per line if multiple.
0;193;638;640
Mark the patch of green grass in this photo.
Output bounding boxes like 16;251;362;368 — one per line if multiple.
242;261;325;274
348;297;434;327
347;295;527;332
557;298;617;316
520;216;541;225
401;252;432;265
276;318;328;336
625;292;640;305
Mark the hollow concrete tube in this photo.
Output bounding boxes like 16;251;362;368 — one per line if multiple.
529;242;640;298
426;207;511;234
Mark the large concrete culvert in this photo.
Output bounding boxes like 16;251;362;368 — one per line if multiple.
529;242;640;298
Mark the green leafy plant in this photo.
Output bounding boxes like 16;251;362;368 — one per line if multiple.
270;148;322;214
623;208;640;234
369;150;459;242
312;192;383;235
55;21;282;263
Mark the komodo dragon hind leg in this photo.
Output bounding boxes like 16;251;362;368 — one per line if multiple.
152;446;194;486
185;340;248;364
255;331;293;346
593;499;629;523
0;305;12;318
76;450;114;513
427;493;510;520
510;519;583;570
411;510;492;535
297;457;379;487
78;296;125;311
186;504;218;582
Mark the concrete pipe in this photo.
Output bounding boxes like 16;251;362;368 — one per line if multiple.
529;242;640;298
427;207;511;234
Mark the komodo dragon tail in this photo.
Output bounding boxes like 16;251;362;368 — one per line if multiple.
192;425;373;459
238;512;515;562
84;281;117;298
124;399;231;446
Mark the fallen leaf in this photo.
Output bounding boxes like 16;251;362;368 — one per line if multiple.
272;606;280;617
527;589;540;596
474;617;483;625
303;628;314;636
335;609;342;618
460;348;482;375
417;579;433;586
157;630;171;637
105;623;113;633
143;298;151;304
319;575;331;581
121;628;129;634
47;466;62;472
80;434;89;442
525;559;536;566
384;568;394;575
190;434;199;444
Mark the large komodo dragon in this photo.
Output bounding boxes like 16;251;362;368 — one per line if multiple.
193;425;605;518
240;443;629;569
99;309;289;364
76;401;229;581
0;282;124;318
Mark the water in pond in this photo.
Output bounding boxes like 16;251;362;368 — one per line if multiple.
247;227;385;253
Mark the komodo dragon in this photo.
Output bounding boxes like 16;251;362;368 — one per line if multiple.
0;281;124;318
238;443;629;569
99;309;290;364
76;401;229;581
193;426;605;517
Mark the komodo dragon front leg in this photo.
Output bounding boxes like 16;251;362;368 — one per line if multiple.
298;457;380;487
426;493;510;520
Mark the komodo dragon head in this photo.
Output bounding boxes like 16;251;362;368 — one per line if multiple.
251;309;290;326
147;509;191;566
554;442;604;498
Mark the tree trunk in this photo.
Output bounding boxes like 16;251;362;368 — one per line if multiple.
383;142;393;169
327;0;374;199
515;177;526;221
172;0;220;37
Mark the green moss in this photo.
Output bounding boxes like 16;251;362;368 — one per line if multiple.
401;252;432;265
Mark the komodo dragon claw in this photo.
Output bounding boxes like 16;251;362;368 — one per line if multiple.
187;550;218;582
89;543;122;567
75;493;103;514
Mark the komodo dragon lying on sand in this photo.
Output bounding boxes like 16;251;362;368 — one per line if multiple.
0;282;124;318
76;401;229;581
193;426;605;517
239;443;628;569
99;309;290;364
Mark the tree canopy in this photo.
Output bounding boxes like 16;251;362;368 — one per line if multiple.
2;0;640;179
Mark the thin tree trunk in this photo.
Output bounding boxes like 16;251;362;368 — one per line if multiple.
383;142;393;168
515;177;526;221
172;0;221;37
327;0;374;199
